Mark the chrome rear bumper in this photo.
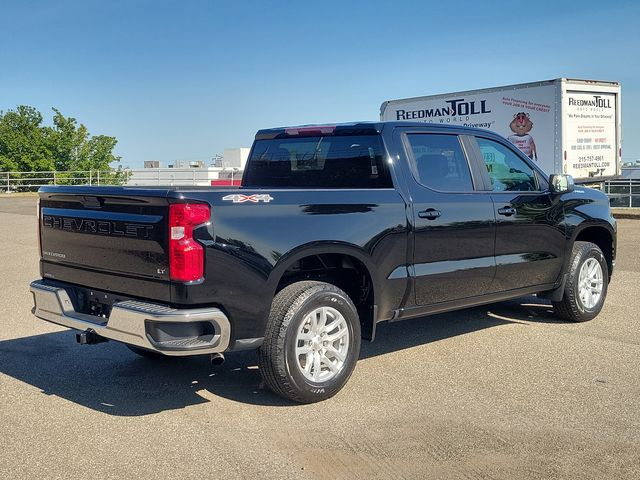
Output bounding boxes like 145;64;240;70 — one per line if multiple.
30;280;230;356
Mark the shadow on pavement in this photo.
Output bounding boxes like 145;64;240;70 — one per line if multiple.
362;297;558;359
0;296;562;416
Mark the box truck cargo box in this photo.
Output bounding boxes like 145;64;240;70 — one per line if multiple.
380;79;621;182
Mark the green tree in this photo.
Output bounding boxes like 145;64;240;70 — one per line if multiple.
0;106;53;172
0;105;120;173
45;108;86;171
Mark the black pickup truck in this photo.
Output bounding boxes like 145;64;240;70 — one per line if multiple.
31;122;616;403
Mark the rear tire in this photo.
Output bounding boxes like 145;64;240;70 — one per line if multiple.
553;241;608;322
259;281;361;403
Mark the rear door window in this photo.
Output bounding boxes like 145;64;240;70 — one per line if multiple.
405;134;474;192
243;135;391;188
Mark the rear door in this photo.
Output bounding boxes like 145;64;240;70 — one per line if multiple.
469;135;565;291
397;129;497;306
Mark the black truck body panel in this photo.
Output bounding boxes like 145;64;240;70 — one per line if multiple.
35;122;616;348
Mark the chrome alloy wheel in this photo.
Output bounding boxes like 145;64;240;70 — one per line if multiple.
294;306;350;383
578;257;604;309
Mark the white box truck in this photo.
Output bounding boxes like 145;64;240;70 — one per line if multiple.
380;78;621;182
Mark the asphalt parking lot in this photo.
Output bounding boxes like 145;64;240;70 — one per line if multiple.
0;195;638;480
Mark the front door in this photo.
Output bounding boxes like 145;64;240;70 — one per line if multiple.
472;135;565;291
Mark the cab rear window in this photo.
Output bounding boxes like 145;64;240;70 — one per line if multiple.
242;135;392;188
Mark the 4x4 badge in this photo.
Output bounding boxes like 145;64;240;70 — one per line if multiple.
222;194;274;203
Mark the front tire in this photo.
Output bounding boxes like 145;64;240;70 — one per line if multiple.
553;241;608;322
259;281;361;403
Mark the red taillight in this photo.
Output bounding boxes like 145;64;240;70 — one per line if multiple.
168;203;210;282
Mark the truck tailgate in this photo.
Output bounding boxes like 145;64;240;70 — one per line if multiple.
38;187;171;301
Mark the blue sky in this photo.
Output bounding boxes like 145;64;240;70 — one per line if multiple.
1;0;639;168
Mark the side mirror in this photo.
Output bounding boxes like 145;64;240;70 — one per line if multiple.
549;174;575;193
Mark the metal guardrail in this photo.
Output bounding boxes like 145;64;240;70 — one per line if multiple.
1;168;242;192
3;169;639;208
603;178;640;208
1;170;129;192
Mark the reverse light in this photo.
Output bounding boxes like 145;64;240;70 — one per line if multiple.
168;203;210;282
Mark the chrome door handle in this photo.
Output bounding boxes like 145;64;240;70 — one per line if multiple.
418;208;441;220
497;206;516;216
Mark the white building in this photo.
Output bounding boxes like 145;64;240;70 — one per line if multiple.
126;167;242;186
220;148;250;169
172;159;206;169
127;147;250;186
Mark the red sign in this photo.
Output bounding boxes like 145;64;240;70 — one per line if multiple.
211;179;241;186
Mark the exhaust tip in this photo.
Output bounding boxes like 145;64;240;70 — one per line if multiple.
210;352;225;366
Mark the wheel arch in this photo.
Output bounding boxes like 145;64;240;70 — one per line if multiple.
571;223;615;280
267;242;379;341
